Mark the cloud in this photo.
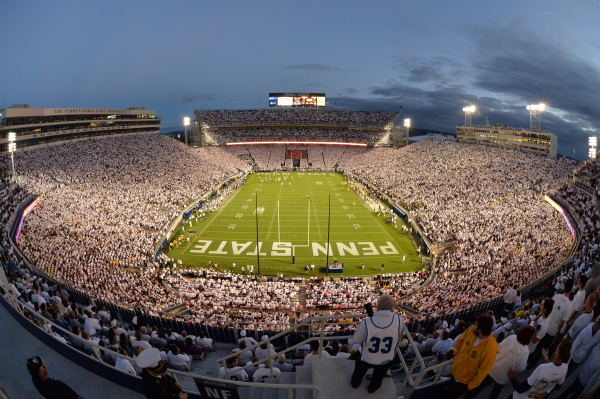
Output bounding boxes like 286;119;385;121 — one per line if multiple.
161;92;216;105
466;24;600;157
284;64;342;72
402;57;461;85
330;25;600;159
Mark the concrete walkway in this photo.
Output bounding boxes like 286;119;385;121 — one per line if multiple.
0;302;145;399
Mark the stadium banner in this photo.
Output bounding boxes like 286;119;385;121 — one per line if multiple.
15;197;40;243
193;377;239;399
544;194;576;239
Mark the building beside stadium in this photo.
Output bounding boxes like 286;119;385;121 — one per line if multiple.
456;124;557;157
0;104;160;152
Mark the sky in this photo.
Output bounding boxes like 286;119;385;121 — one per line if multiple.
2;0;600;159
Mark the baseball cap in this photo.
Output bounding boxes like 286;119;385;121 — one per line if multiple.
136;348;168;373
26;356;44;376
240;330;247;337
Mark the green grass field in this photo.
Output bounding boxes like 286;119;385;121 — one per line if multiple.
164;171;422;276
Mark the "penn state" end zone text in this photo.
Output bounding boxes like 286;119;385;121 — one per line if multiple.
189;241;399;256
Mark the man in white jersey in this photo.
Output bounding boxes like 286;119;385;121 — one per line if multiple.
350;294;404;393
219;356;248;382
508;338;571;399
529;281;572;368
546;280;573;351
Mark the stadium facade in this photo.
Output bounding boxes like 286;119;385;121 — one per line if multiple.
193;109;405;147
456;123;558;157
0;104;160;152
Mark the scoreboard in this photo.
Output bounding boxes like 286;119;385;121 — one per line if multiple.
269;93;326;107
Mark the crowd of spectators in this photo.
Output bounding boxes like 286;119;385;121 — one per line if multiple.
336;140;577;313
13;133;250;310
226;144;368;170
195;109;398;128
209;128;384;145
0;132;590;326
161;267;300;325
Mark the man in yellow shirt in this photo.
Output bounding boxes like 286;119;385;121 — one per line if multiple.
443;314;498;398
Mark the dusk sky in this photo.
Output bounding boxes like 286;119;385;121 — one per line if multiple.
2;1;600;159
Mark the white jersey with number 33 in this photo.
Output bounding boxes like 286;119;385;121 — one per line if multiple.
360;314;403;365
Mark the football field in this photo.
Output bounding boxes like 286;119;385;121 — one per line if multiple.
164;172;422;276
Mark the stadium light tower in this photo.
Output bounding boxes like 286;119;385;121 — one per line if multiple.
526;103;545;132
463;105;476;126
589;136;597;159
183;116;191;146
8;132;17;182
403;118;411;146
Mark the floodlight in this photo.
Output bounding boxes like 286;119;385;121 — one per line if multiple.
183;116;191;146
463;105;476;126
589;136;597;159
527;103;546;132
403;118;411;128
7;133;17;182
526;103;546;111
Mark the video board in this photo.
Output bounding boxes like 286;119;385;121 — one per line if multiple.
268;93;326;107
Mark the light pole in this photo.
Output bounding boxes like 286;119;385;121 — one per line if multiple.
8;132;16;182
462;105;476;126
183;116;191;146
589;136;597;159
526;103;545;132
403;118;411;146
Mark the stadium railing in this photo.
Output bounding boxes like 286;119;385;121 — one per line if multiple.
0;287;320;399
0;387;12;399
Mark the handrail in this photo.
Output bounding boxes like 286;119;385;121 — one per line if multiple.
173;369;320;399
411;359;455;389
0;387;13;399
215;313;359;376
1;287;320;398
215;314;429;386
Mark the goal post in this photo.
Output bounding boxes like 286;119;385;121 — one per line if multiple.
287;198;311;264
